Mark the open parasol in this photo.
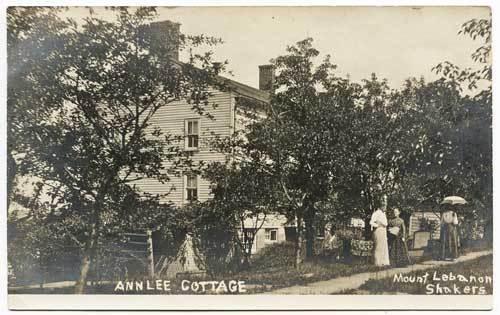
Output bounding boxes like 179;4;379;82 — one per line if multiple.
440;196;469;216
440;196;467;205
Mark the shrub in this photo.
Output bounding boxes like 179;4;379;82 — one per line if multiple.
187;202;242;276
250;242;296;270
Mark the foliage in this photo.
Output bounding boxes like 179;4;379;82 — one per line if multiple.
201;146;280;267
396;18;493;242
179;202;241;276
7;7;72;204
329;74;424;228
8;7;491;286
250;242;296;270
331;18;492;235
207;17;492;266
8;7;222;292
242;38;358;264
8;216;73;286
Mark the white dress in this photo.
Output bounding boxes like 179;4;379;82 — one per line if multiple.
370;209;390;266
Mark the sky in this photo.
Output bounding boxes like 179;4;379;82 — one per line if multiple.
61;6;490;90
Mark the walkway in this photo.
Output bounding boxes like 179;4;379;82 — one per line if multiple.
268;249;492;295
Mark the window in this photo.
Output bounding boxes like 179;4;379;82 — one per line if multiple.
265;228;278;242
185;119;200;150
186;174;198;202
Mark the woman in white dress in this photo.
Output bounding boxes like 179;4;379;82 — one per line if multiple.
370;208;390;266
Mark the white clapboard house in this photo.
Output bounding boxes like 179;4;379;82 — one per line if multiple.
131;21;295;260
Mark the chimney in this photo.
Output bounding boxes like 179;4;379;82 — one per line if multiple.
259;64;275;91
212;62;222;75
146;20;181;61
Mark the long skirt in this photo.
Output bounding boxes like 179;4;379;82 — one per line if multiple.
373;227;390;266
440;223;459;260
388;234;411;267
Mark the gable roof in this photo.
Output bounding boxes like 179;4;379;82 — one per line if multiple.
218;76;270;104
173;59;270;104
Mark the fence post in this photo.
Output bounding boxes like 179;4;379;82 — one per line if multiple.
146;229;155;278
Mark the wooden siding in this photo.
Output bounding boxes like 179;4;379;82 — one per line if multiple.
234;98;266;132
252;227;286;253
132;90;234;206
241;214;289;253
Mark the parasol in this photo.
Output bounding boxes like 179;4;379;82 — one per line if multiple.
440;196;467;205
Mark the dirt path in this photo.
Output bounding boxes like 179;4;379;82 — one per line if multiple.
268;249;492;295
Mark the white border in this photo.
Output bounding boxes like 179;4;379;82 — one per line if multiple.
1;0;498;313
7;294;494;310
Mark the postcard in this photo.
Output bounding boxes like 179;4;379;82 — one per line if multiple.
6;5;493;310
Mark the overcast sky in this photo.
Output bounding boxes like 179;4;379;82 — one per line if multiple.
65;6;490;89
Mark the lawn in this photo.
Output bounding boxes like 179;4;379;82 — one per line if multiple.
9;242;384;294
232;242;383;293
354;254;493;295
11;242;491;295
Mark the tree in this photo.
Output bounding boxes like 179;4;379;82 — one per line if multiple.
333;74;428;236
202;154;278;269
236;38;357;266
336;17;492;240
7;7;72;206
8;7;223;293
7;182;71;288
416;17;492;241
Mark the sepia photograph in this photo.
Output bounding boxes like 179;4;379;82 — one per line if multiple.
5;4;493;310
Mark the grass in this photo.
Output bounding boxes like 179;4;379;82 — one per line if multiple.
354;254;493;295
9;242;384;294
10;242;491;295
233;242;383;293
234;260;383;293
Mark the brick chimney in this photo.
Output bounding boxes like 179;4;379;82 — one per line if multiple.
212;62;222;75
146;20;180;61
259;64;275;91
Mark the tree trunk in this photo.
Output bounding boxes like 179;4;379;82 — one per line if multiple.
241;236;254;270
304;214;315;260
364;217;372;240
241;253;251;270
95;248;101;285
237;227;253;271
39;260;44;290
74;223;98;294
294;215;304;269
74;249;92;294
146;229;155;278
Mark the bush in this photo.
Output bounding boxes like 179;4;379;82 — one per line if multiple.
187;202;242;276
8;216;81;286
250;242;296;270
